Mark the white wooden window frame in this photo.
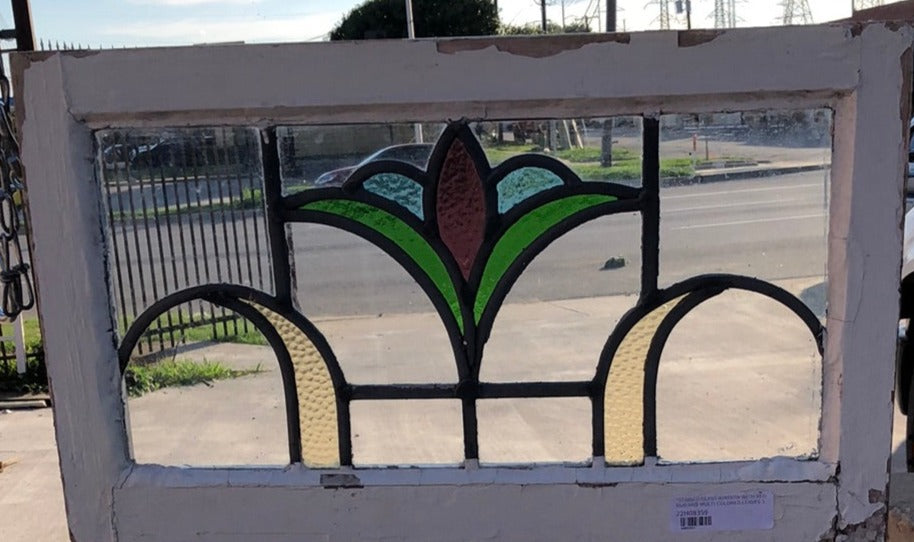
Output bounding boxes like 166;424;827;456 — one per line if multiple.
14;23;912;541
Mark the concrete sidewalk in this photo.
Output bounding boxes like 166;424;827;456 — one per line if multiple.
121;278;821;467
1;276;858;540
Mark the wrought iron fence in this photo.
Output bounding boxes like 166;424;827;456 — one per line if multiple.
98;127;272;356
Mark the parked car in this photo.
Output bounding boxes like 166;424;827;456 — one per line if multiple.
132;140;173;167
101;143;137;168
313;143;433;187
128;134;217;169
908;118;914;190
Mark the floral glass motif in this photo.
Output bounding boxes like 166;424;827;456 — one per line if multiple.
118;120;825;467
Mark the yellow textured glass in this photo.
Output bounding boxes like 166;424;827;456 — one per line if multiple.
603;296;684;466
244;301;340;468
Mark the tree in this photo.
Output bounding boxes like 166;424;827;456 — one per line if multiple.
500;20;592;35
330;0;499;41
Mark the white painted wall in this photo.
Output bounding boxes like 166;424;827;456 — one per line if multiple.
15;23;912;541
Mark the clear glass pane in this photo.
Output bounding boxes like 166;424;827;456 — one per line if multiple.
654;109;829;462
471;117;643;188
477;398;591;464
481;213;641;383
125;308;288;466
95;127;272;334
350;400;463;466
658;110;831;313
656;291;821;462
277;123;445;195
290;224;457;385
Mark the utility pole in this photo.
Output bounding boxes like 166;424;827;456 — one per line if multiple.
541;0;548;32
601;0;616;167
405;0;416;38
405;0;423;143
606;0;615;34
675;0;692;30
539;0;556;151
10;0;34;51
541;0;554;150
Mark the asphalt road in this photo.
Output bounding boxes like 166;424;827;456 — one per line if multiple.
107;170;829;321
292;171;828;318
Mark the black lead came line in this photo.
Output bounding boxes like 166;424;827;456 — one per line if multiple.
261;128;294;305
347;381;592;401
591;117;659;459
212;295;304;465
640;116;661;302
641;287;724;458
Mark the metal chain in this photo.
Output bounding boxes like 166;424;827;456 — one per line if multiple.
0;57;34;319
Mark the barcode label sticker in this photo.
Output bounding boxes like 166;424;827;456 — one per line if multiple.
670;491;773;533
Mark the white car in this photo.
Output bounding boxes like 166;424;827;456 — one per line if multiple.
896;121;914;471
909;118;914;182
313;144;433;187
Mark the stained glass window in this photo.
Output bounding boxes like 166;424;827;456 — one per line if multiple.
111;114;827;467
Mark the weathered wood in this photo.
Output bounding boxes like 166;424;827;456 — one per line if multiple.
15;26;866;128
0;456;20;472
14;23;912;541
16;53;128;542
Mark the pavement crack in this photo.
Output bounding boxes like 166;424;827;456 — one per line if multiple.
545;300;588;315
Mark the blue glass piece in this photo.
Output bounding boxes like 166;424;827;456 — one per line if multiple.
497;167;564;213
363;173;424;219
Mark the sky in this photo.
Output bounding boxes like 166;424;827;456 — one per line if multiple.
0;0;889;49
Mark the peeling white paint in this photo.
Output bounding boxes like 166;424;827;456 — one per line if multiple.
16;22;912;541
826;23;911;530
18;53;128;542
119;459;836;490
113;483;838;542
20;25;872;128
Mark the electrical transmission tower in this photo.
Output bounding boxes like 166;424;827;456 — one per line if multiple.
659;0;670;29
853;0;884;9
780;0;813;25
646;0;670;30
713;0;736;28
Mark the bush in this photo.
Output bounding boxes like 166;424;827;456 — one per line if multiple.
0;355;46;395
0;316;263;397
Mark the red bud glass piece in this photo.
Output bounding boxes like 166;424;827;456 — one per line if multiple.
436;139;486;279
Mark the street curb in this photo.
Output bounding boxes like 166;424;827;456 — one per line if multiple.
661;164;828;187
0;398;50;409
